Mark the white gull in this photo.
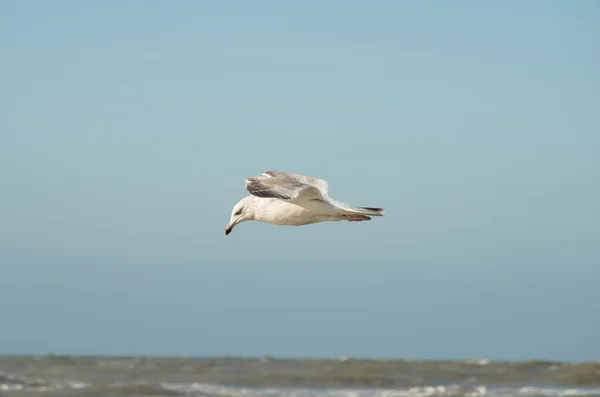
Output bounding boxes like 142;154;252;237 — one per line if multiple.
225;170;385;236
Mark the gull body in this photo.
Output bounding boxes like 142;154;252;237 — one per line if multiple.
225;170;385;236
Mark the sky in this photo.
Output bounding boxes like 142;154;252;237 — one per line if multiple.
1;1;599;361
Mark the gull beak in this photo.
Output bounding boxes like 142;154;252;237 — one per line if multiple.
225;222;234;236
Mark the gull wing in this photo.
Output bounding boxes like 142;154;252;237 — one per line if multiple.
262;170;329;197
245;170;329;202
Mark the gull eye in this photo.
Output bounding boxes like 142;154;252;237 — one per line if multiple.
235;208;243;216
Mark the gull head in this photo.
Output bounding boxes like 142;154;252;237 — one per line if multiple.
225;196;255;236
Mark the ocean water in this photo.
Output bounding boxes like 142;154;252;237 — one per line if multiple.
1;356;599;397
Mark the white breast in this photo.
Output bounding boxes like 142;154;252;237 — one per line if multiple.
254;198;340;226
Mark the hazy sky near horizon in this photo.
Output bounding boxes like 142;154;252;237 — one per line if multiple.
1;1;599;361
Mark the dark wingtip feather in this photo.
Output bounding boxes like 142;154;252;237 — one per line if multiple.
245;179;294;200
360;207;385;216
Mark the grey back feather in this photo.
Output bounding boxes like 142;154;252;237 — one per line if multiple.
245;170;329;202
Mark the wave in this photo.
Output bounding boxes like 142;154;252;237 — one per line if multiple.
160;382;600;397
0;371;88;392
160;383;600;397
2;371;600;397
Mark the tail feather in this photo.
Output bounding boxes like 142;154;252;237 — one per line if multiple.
357;207;385;216
329;198;385;217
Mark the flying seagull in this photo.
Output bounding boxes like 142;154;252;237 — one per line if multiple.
225;170;385;236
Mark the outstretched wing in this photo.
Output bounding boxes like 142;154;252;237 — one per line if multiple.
245;170;329;202
262;170;329;197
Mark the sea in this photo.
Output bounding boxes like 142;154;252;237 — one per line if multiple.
1;356;599;397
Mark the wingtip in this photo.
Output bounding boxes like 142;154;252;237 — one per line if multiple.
360;207;385;216
262;170;278;178
244;178;256;189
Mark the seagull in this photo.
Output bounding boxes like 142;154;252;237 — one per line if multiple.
225;170;385;236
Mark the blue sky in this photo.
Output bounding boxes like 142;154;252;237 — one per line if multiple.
1;1;599;361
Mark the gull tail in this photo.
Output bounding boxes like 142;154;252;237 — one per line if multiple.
330;198;385;217
342;206;385;222
356;207;385;216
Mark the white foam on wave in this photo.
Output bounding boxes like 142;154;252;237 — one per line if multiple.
2;372;599;397
0;371;90;393
160;382;600;397
474;359;491;366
